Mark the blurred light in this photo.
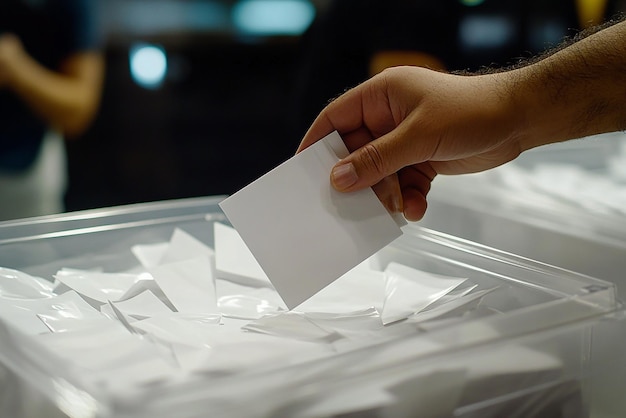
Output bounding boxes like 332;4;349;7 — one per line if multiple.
529;19;567;51
232;0;316;36
129;44;168;89
460;0;486;6
104;1;230;36
459;15;515;50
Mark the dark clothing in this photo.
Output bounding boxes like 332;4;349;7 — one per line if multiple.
292;0;624;138
0;0;100;172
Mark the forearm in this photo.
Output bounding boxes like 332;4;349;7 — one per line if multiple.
512;18;626;151
7;51;104;137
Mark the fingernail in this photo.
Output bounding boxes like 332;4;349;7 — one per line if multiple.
331;162;358;190
392;193;403;213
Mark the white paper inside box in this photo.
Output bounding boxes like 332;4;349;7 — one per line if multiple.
420;133;626;303
0;197;623;418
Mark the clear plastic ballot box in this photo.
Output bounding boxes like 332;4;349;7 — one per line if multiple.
420;134;626;302
0;196;624;418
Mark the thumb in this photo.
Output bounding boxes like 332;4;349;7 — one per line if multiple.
330;130;416;192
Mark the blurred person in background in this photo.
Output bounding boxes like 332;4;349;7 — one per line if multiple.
0;0;104;220
292;0;625;138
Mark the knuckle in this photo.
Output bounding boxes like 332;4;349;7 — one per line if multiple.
359;143;387;177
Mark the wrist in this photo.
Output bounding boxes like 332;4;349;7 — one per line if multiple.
476;70;531;154
504;62;581;153
506;65;553;153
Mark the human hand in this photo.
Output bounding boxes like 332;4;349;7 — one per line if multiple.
297;66;525;221
0;33;26;87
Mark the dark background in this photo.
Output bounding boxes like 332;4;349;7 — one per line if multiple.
65;0;321;211
64;0;626;212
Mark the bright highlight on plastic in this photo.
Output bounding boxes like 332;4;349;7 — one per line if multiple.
232;0;316;36
129;44;168;89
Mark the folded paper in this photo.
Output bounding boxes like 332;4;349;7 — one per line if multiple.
150;257;218;315
214;222;273;288
382;262;467;325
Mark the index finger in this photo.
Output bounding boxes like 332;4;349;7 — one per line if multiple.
296;84;367;153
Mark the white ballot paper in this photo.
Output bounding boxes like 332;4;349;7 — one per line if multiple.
219;131;404;309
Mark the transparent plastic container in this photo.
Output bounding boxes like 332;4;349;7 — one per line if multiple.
421;133;626;302
0;197;624;418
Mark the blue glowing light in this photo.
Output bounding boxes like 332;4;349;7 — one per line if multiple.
459;15;515;50
129;44;168;89
232;0;316;36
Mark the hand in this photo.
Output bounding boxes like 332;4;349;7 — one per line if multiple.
297;66;524;221
0;33;25;87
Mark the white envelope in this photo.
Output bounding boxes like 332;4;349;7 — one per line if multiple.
219;131;403;309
